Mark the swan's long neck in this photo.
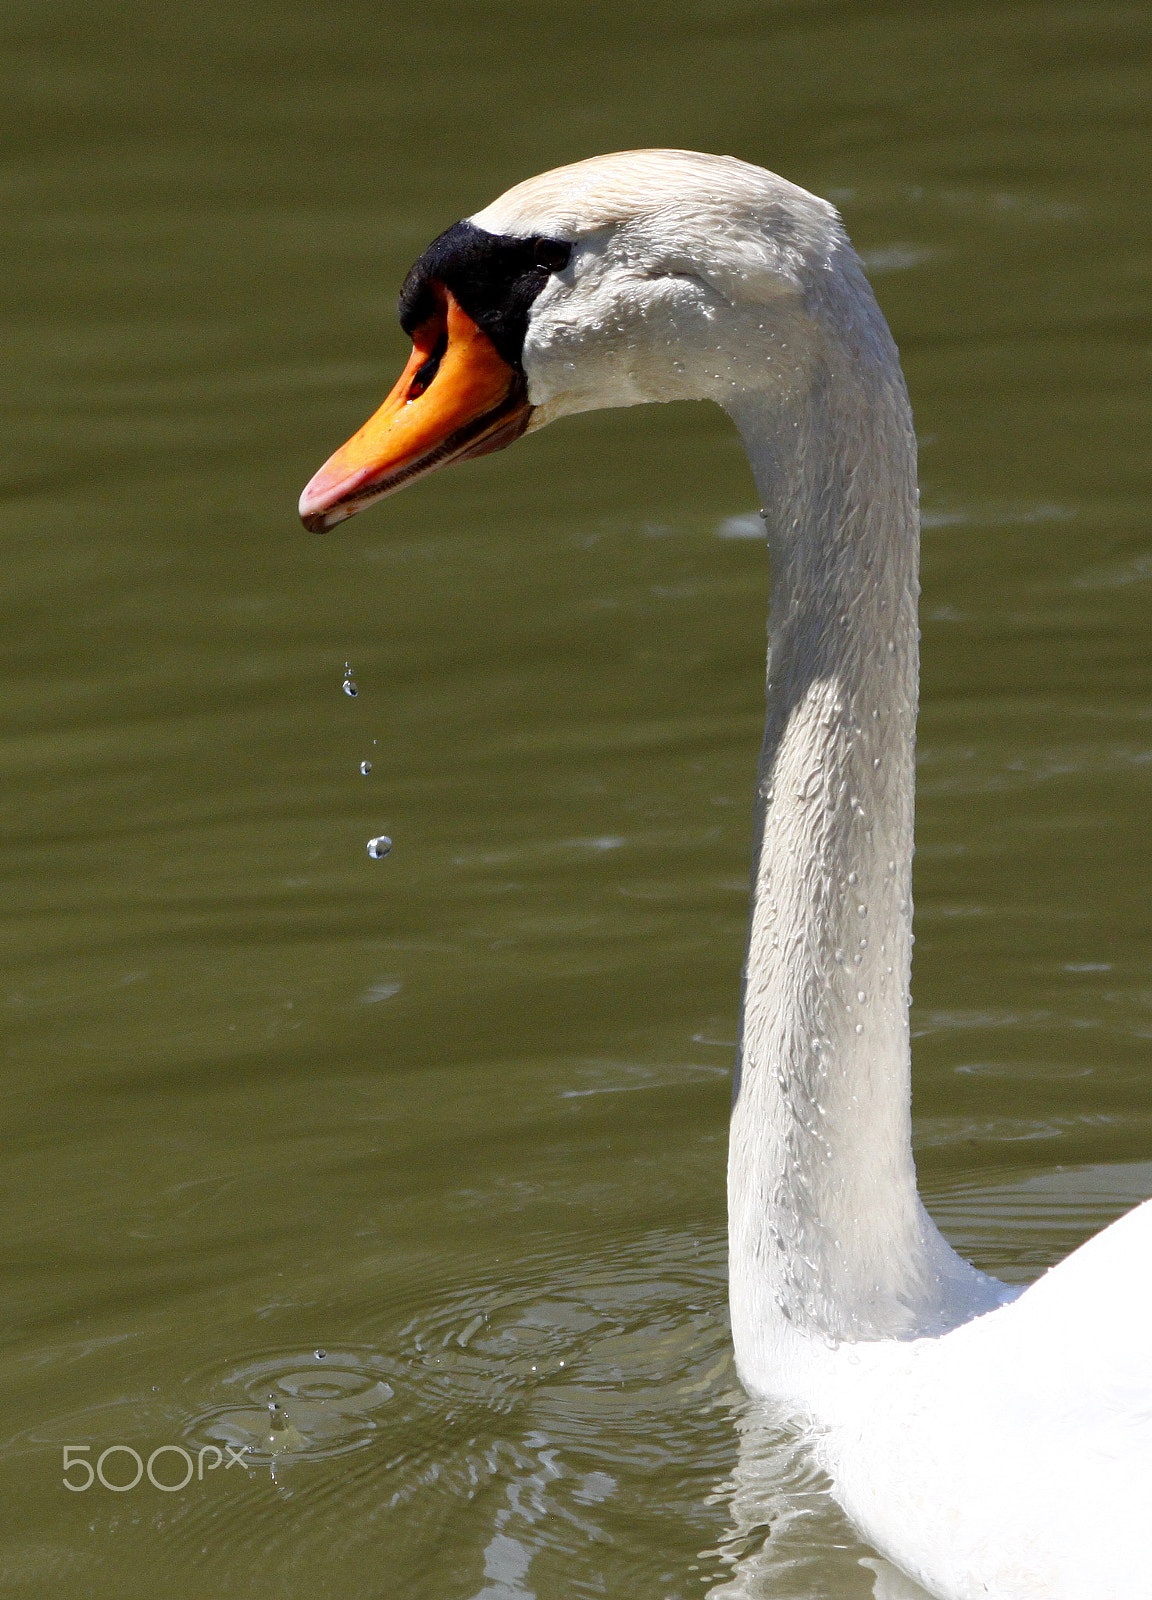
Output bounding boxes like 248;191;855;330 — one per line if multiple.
723;276;982;1388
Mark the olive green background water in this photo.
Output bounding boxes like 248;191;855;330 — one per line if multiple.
2;1;1150;1595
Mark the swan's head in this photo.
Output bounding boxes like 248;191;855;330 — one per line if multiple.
299;149;846;532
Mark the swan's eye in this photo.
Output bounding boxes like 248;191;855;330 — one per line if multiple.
533;238;571;274
407;326;448;401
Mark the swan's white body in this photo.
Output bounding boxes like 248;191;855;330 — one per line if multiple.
819;1200;1152;1596
320;150;1152;1597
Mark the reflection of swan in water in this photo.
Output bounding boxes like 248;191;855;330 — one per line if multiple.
704;1402;934;1600
300;150;1152;1597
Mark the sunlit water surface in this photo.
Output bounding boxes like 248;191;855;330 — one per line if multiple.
1;1;1150;1595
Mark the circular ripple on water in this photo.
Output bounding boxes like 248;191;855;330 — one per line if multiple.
185;1347;397;1463
122;1232;879;1597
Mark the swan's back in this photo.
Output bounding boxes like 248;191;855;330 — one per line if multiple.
823;1196;1152;1598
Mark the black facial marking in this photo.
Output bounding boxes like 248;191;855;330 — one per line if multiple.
399;220;572;370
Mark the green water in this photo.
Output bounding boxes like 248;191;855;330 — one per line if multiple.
2;1;1150;1594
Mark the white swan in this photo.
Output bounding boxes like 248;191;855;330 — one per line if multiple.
299;150;1152;1599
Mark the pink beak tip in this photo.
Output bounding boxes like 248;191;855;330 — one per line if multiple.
298;464;365;534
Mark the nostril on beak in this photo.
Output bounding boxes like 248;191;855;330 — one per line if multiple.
406;330;448;402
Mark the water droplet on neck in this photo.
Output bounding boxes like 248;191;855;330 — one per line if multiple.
855;1023;864;1035
367;836;392;860
359;761;372;775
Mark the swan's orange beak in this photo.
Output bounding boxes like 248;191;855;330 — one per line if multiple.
299;286;530;533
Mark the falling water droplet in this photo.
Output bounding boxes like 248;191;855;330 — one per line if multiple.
343;680;358;697
314;1349;327;1360
360;761;372;775
367;836;392;860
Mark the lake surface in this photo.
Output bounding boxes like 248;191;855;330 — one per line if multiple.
2;1;1150;1594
